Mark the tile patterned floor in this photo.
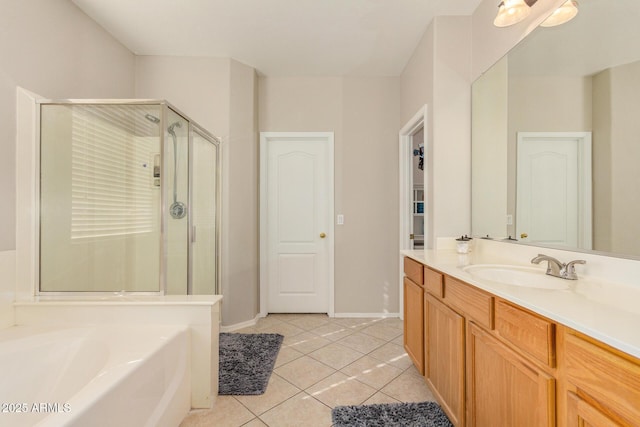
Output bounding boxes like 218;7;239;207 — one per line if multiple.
180;314;436;427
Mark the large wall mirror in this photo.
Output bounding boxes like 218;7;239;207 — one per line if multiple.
472;0;640;259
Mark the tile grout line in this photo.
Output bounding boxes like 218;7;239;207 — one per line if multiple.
181;316;414;426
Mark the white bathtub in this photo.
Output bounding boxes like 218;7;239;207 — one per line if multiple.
0;324;190;427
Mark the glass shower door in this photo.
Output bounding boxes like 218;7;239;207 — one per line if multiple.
190;127;219;295
164;109;189;294
39;103;162;293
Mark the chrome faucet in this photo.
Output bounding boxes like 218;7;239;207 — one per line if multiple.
531;254;586;280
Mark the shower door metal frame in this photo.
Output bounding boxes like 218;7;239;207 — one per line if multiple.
34;99;221;296
188;124;222;296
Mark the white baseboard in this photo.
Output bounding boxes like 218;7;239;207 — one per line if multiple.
221;312;400;331
333;312;400;318
220;313;262;332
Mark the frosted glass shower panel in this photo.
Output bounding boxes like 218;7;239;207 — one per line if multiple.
164;109;189;294
40;104;162;292
191;128;219;295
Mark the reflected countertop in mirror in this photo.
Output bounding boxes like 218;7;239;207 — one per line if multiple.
471;0;640;259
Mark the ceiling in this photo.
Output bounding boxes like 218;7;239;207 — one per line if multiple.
72;0;483;76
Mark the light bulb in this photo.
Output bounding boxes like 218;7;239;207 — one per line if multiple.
540;0;578;27
494;0;531;27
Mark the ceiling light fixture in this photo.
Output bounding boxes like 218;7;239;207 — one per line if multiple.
540;0;579;27
493;0;533;27
493;0;578;28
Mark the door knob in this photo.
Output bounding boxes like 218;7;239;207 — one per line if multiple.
320;232;326;238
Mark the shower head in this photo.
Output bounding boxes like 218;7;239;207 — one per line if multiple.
168;121;182;134
144;113;160;124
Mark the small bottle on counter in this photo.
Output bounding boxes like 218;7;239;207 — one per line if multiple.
456;235;472;254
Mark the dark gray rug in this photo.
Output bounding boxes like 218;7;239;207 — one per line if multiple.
218;333;284;395
332;401;453;427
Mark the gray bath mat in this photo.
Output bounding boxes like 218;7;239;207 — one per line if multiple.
218;333;284;395
332;401;453;427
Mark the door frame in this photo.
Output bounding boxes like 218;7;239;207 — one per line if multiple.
516;131;592;249
398;105;428;320
259;132;335;317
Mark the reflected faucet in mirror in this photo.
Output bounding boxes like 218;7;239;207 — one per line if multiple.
531;254;586;280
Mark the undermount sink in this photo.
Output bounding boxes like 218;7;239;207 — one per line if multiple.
462;264;570;290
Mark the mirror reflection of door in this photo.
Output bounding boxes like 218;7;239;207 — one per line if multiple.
412;126;425;249
516;132;592;250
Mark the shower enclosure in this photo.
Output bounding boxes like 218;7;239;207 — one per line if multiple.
38;100;220;295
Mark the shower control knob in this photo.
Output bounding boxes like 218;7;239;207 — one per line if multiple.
170;201;187;219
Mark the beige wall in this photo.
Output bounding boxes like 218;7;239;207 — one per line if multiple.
431;17;472;242
226;60;259;325
399;17;472;248
0;0;135;251
0;0;135;327
507;74;592;236
593;61;640;255
1;0;580;327
592;69;612;252
467;0;570;241
401;25;435;126
472;56;508;238
471;0;567;80
135;56;231;137
135;56;259;325
258;76;401;314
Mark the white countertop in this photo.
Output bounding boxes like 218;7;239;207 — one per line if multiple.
402;248;640;359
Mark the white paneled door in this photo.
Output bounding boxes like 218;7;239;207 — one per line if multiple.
516;132;592;250
260;132;334;315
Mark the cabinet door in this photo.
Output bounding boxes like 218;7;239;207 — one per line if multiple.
425;294;465;426
467;323;555;427
566;392;622;427
404;277;424;374
564;331;640;425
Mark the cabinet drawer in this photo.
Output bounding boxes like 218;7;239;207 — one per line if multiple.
444;276;493;329
495;300;555;367
565;331;640;425
424;267;443;298
404;257;424;285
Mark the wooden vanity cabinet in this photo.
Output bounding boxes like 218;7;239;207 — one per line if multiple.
566;392;620;427
443;276;493;330
403;257;640;427
404;258;424;374
424;292;465;426
467;322;556;427
495;300;555;368
563;329;640;426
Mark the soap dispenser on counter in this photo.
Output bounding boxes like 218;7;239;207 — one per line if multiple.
455;235;473;254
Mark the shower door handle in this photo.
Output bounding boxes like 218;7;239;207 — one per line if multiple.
191;225;197;243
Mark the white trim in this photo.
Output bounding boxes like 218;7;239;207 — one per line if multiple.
398;105;428;321
334;312;400;318
220;313;261;332
0;250;16;328
259;132;335;318
16;88;43;299
516;131;592;250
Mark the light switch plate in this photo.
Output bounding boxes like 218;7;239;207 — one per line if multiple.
337;214;344;225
